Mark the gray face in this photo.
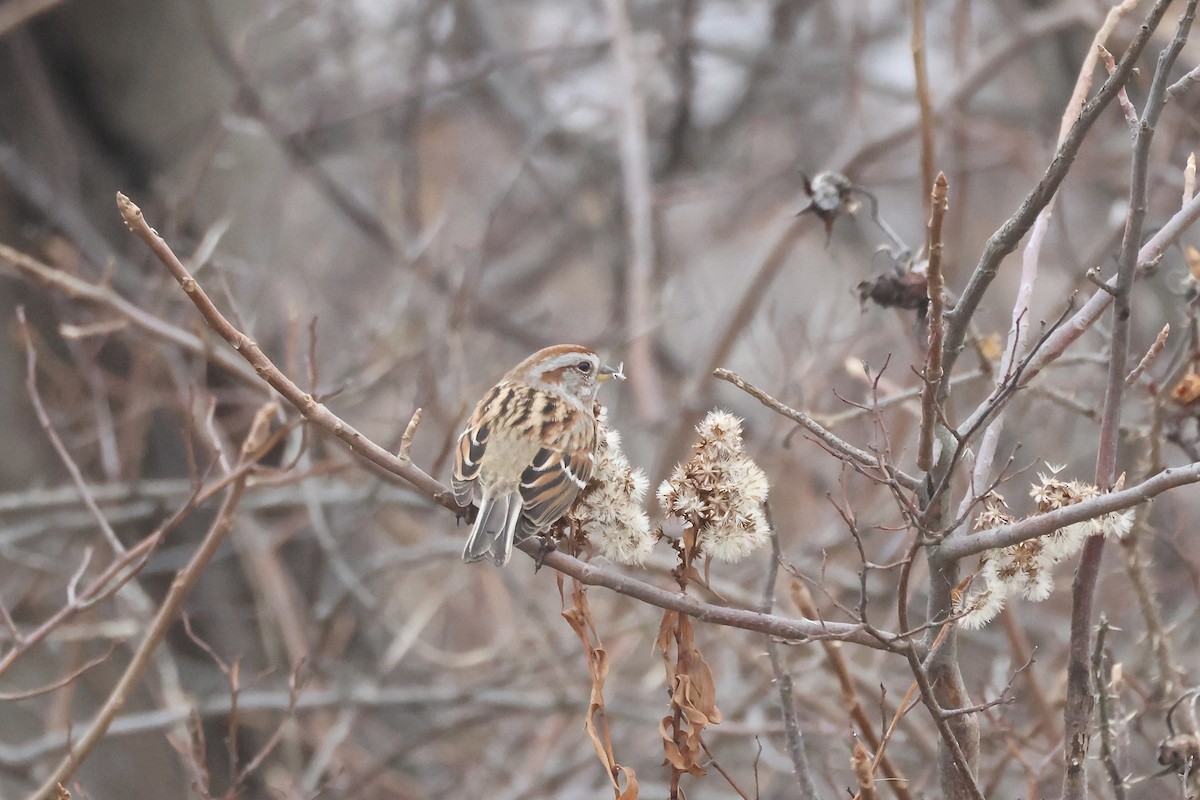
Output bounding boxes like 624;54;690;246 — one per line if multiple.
530;351;602;405
556;353;602;404
505;345;622;407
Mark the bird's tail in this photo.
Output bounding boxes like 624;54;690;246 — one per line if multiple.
462;491;524;566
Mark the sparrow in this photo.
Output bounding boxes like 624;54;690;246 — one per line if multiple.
453;344;624;566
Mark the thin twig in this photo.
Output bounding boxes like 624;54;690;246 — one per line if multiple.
902;644;986;800
27;425;265;799
791;581;913;800
1093;617;1128;800
115;193;456;510
968;188;1200;411
18;308;123;554
840;0;1089;175
956;0;1131;501
535;535;901;650
0;242;263;389
759;520;819;800
1126;324;1170;387
1166;63;1200;100
714;368;920;491
910;0;935;210
1098;44;1140;130
918;173;949;471
0;456;273;680
0;643;116;701
939;0;1175;400
398;408;422;460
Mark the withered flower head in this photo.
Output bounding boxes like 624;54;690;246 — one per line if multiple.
958;467;1133;629
658;409;771;563
569;407;655;565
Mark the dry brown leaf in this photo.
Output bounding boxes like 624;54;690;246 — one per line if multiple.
1170;372;1200;405
656;611;679;664
979;332;1004;362
561;578;638;799
615;766;639;800
1187;245;1200;280
656;611;722;778
851;741;878;800
676;656;722;726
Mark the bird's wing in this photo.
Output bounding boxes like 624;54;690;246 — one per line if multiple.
452;384;507;507
451;420;489;506
518;440;595;533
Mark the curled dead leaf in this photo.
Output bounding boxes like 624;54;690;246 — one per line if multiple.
561;579;639;799
656;611;722;779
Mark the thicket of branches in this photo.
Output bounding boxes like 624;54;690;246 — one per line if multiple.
3;1;1200;798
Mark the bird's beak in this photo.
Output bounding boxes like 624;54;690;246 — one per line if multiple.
597;361;626;382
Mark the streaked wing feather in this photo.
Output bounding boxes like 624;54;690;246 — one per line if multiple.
452;384;506;506
519;445;594;532
452;421;490;501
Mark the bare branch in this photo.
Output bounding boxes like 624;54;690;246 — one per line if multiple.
759;519;819;800
115;193;457;511
713;368;920;491
910;0;935;208
0;242;264;389
27;448;257;799
918;173;949;472
939;0;1174;398
1067;5;1198;797
19;307;123;553
1126;324;1171;387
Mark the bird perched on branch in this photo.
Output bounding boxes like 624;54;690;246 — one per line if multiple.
453;344;624;566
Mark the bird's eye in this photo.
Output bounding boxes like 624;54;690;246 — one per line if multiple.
576;360;593;373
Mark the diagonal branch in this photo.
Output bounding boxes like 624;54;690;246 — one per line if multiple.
713;368;920;491
0;242;264;389
117;192;908;655
26;424;268;800
938;0;1175;400
115;193;455;511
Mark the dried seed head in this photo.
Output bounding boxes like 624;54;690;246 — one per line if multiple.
658;409;771;563
961;468;1134;628
973;493;1014;531
570;407;655;565
959;584;1008;630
